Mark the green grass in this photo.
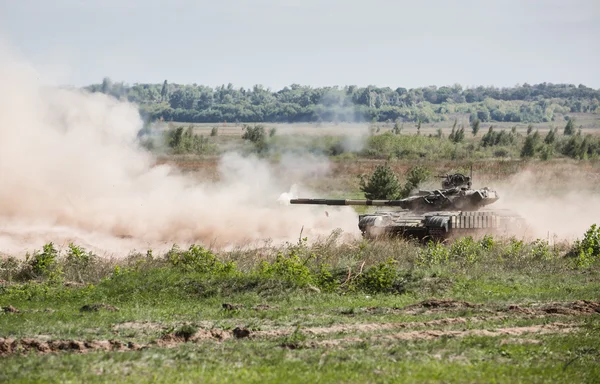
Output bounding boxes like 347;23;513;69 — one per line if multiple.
1;328;599;383
1;235;599;383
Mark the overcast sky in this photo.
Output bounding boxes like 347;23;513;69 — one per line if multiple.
1;0;599;89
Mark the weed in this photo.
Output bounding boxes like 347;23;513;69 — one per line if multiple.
167;244;236;275
417;241;450;266
449;236;481;264
479;234;496;251
569;224;600;268
257;252;313;287
358;259;404;294
529;239;555;260
175;324;198;342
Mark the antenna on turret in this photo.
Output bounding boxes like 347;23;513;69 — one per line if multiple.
468;163;473;188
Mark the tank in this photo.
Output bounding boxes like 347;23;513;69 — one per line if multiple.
289;173;525;240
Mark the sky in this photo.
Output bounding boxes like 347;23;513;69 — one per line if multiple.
1;0;599;90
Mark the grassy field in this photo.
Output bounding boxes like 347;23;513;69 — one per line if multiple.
160;112;600;136
3;118;600;383
1;234;600;383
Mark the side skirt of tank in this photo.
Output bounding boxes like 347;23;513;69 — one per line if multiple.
361;210;526;242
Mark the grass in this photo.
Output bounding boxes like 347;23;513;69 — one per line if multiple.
3;330;600;383
1;234;599;383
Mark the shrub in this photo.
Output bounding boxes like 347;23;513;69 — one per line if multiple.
25;243;63;282
569;224;600;268
64;243;98;283
166;126;216;155
417;241;450;266
358;259;403;294
449;236;482;264
257;252;313;287
242;124;269;153
167;244;236;275
529;239;554;260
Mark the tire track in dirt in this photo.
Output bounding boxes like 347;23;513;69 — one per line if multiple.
349;299;600;316
0;317;585;357
1;300;596;356
294;322;578;349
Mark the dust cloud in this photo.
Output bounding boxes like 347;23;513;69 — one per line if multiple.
0;45;359;257
494;168;600;242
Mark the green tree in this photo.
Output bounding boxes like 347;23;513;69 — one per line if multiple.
359;164;401;200
564;117;575;135
520;130;540;158
160;80;168;101
400;166;431;198
449;125;465;143
392;120;402;135
544;128;556;144
471;118;480;136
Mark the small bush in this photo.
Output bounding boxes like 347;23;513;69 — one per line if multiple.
25;243;63;282
167;245;236;275
242;124;269;153
358;259;403;294
257;252;314;287
166;126;216;155
417;241;450;266
449;236;481;264
529;239;555;260
569;224;600;268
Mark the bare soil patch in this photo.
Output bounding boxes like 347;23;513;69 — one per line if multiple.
2;305;19;313
400;299;481;314
0;338;143;356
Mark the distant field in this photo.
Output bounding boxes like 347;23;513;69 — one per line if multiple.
160;112;600;137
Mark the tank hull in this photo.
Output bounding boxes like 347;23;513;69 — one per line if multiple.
358;209;525;241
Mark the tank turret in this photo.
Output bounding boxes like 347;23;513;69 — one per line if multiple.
291;173;499;212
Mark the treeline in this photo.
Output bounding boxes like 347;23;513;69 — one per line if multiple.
85;79;600;124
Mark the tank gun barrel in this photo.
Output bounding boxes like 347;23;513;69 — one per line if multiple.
290;198;409;207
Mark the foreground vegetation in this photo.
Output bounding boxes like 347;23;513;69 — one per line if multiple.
2;227;599;383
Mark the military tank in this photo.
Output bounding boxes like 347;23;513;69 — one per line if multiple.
289;173;524;240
